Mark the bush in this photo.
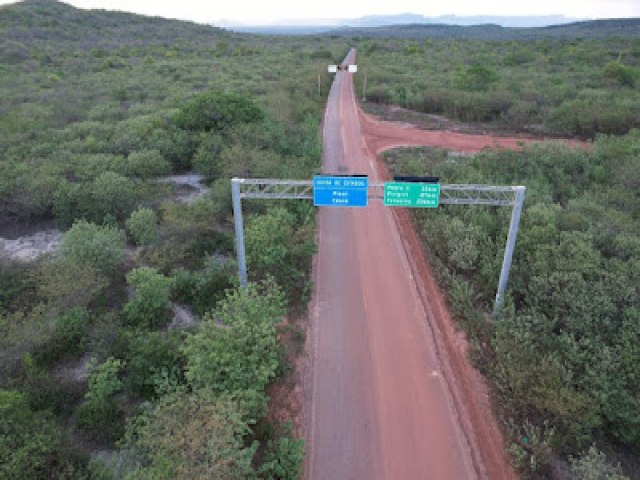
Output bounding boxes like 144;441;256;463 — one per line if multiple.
570;445;629;480
90;171;137;223
602;62;636;88
173;91;264;133
257;423;304;480
33;307;90;364
124;331;184;399
182;280;285;421
171;256;235;315
36;258;108;309
245;206;315;297
77;357;125;442
123;267;174;329
126;207;158;246
122;390;255;479
124;149;171;178
0;389;90;479
59;221;127;276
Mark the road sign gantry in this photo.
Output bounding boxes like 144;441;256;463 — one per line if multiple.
231;177;525;315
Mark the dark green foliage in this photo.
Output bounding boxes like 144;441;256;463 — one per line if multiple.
182;280;286;421
33;307;91;364
171;256;235;315
457;64;499;91
257;423;305;480
123;267;174;329
358;37;640;137
77;357;125;442
174;91;264;133
125;207;158;246
59;221;127;276
0;389;91;479
124;149;171;178
124;331;184;399
122;389;256;479
245;205;316;299
602;61;636;87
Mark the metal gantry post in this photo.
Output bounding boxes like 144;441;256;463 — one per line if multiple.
493;186;526;315
231;178;248;288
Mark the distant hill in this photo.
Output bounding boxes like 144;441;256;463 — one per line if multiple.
348;14;579;28
328;18;640;40
223;13;583;35
0;0;225;49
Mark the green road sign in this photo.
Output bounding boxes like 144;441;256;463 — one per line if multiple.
384;182;441;208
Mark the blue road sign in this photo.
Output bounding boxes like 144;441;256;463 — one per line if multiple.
313;175;368;207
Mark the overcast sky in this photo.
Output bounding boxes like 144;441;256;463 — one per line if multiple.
1;0;639;24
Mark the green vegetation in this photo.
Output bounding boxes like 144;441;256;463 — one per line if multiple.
335;18;640;41
3;0;638;478
383;133;639;476
1;0;343;477
357;36;640;137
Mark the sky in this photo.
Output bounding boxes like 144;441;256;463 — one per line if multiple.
1;0;639;25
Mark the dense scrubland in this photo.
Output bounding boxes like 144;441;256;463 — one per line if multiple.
356;35;640;138
2;0;639;479
1;1;348;478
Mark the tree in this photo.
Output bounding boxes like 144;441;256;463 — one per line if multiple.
0;389;89;479
181;280;285;421
90;171;136;223
77;357;125;442
122;389;255;480
124;267;174;329
245;207;315;297
173;91;264;133
36;258;108;309
124;149;171;178
126;207;158;246
59;221;126;276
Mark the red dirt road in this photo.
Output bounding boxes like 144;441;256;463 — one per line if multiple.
306;49;518;479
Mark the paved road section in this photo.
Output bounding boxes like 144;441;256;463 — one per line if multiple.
307;49;484;479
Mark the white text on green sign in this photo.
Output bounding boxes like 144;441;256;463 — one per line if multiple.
383;182;441;208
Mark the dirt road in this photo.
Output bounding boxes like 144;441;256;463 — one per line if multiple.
306;49;518;479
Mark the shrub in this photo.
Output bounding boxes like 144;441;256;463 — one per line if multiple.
122;390;255;479
173;91;264;133
570;445;629;480
257;423;304;480
59;221;127;276
123;267;174;329
0;389;90;479
36;258;108;309
125;149;171;178
602;62;635;88
77;357;125;442
124;331;184;399
126;207;158;246
90;171;136;223
171;256;235;315
182;280;285;421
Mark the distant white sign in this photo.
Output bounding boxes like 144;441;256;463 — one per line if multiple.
328;65;337;73
348;65;358;73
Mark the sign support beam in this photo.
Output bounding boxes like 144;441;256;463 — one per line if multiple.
494;186;525;315
231;178;248;288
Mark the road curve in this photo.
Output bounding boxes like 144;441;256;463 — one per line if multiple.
307;49;514;479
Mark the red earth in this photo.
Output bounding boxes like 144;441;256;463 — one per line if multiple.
303;48;583;479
